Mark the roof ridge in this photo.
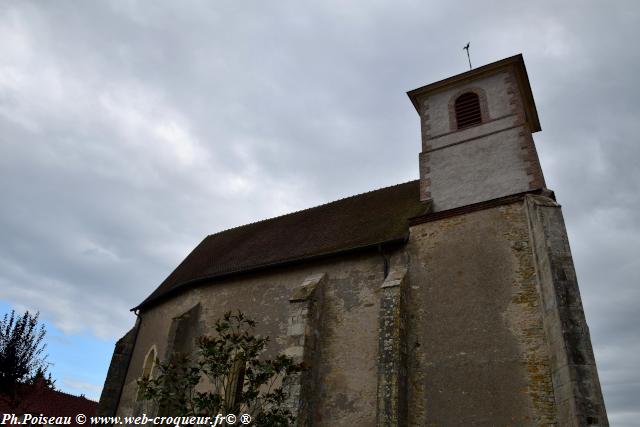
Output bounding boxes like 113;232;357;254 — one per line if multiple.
206;179;419;238
50;388;97;402
136;178;425;311
12;383;98;402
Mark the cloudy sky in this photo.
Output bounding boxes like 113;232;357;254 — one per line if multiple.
0;0;638;424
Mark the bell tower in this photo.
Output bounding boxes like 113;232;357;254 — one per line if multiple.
408;54;545;212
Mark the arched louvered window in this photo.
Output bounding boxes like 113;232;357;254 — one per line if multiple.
454;92;482;129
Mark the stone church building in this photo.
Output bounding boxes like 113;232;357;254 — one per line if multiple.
98;55;608;426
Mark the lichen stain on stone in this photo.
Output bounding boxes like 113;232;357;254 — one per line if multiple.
311;268;379;426
501;203;557;425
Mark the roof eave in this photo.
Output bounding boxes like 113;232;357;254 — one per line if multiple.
132;235;409;313
406;53;541;133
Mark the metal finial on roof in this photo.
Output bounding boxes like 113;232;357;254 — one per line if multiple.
463;42;472;70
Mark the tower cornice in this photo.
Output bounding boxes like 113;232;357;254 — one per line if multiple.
407;53;541;133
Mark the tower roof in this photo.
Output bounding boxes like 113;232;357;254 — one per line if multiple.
407;54;541;132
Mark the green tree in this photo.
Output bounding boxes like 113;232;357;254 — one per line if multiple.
138;311;303;426
0;310;53;402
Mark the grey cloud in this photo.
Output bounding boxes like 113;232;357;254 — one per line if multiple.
0;0;638;422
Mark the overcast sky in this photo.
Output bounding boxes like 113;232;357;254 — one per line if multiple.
0;1;638;424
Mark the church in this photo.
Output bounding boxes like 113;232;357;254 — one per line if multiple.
98;54;608;426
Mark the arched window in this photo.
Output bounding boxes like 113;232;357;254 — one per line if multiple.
454;92;482;129
137;346;156;401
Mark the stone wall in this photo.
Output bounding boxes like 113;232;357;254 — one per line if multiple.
406;200;557;425
413;64;545;209
106;196;608;426
424;125;535;210
97;324;139;416
418;71;514;141
115;251;386;426
525;194;608;425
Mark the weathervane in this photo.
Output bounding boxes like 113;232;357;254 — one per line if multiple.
463;42;472;70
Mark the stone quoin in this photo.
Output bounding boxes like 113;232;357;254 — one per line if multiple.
99;54;608;426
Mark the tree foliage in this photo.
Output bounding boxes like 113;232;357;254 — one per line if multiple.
138;311;303;426
0;310;52;397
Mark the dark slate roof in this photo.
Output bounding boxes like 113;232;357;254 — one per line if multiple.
135;180;426;310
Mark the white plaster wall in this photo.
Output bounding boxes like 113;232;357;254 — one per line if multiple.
422;70;513;139
428;115;518;151
428;126;531;211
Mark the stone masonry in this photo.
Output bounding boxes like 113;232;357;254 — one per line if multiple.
99;55;608;426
